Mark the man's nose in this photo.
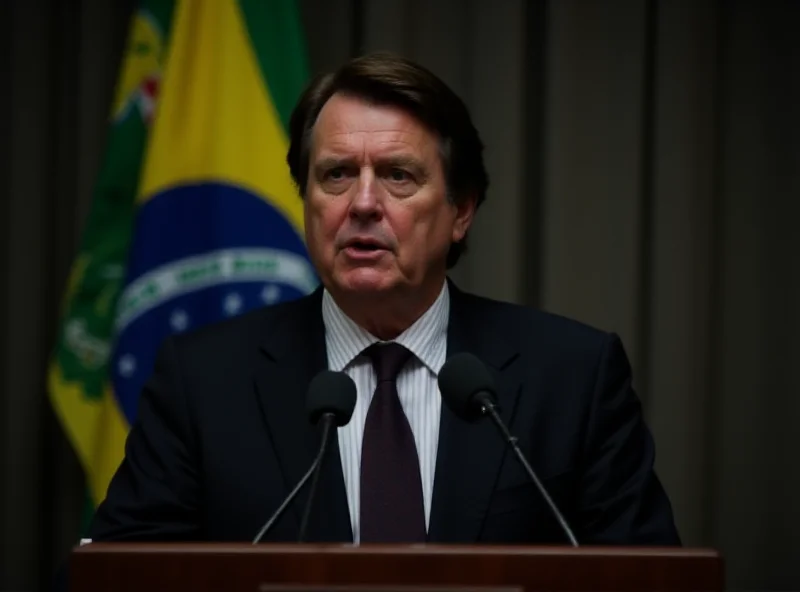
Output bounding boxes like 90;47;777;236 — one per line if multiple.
348;169;382;220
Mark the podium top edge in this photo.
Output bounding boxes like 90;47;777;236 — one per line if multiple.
73;543;721;559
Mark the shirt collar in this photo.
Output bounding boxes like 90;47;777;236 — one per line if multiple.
322;281;450;374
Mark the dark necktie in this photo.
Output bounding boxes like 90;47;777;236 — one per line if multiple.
359;342;426;542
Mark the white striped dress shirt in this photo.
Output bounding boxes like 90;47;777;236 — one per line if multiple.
322;281;449;543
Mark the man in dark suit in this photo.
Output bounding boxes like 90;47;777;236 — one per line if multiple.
88;52;680;545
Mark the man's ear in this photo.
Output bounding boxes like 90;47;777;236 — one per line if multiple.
451;194;477;243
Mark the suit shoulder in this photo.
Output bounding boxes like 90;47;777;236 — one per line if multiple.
457;290;614;354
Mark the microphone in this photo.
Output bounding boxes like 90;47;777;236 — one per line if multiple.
437;353;579;547
252;370;356;544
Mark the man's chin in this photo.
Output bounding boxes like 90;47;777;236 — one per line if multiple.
334;269;399;295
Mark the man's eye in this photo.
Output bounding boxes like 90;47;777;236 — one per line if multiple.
388;168;411;182
326;167;346;180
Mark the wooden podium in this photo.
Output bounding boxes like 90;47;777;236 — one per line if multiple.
69;543;723;591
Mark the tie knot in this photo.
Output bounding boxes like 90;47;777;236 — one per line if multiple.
364;342;413;383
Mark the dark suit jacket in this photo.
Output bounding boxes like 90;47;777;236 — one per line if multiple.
88;281;680;545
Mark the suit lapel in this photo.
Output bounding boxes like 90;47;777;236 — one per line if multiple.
428;281;522;543
253;288;353;542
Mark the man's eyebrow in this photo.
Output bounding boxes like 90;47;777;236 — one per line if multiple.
376;155;426;169
313;156;356;171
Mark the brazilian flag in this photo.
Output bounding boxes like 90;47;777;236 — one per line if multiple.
47;0;316;522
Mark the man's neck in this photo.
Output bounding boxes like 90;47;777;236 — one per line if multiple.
329;279;447;341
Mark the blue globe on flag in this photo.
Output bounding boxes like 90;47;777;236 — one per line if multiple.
110;183;317;422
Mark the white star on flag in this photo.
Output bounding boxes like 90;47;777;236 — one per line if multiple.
118;354;136;378
261;284;281;304
223;292;243;316
170;309;189;331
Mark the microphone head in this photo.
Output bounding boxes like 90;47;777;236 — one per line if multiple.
437;352;497;422
306;370;357;426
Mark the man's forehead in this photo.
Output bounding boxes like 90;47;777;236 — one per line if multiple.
311;141;437;171
315;130;422;151
311;126;436;163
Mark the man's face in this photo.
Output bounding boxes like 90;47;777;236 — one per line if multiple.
303;93;474;301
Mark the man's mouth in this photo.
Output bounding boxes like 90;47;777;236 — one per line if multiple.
345;240;386;252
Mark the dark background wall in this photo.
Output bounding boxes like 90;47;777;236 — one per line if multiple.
1;1;798;590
